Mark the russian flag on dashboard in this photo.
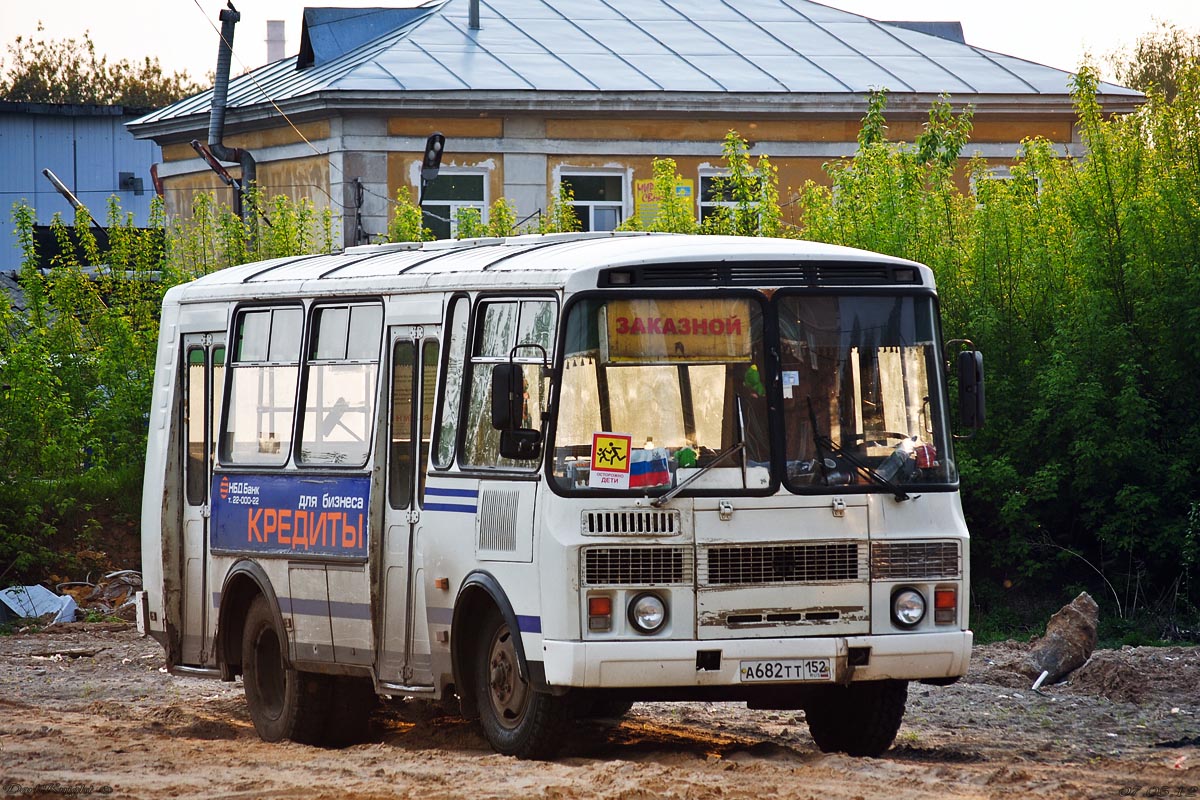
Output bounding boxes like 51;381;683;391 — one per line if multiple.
630;448;670;488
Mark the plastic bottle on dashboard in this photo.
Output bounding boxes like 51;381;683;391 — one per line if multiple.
875;436;917;481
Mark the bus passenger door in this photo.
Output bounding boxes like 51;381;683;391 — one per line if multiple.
181;333;225;666
379;328;439;686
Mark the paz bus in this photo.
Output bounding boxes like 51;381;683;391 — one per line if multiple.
139;231;984;758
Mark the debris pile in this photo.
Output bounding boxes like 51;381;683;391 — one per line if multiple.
1021;591;1099;686
0;570;141;625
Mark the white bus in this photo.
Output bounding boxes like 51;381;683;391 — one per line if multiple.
140;232;984;758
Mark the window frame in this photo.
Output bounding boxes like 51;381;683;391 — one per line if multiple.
770;287;959;497
419;168;488;240
295;300;384;470
558;170;627;232
698;168;769;226
218;303;305;468
544;288;777;500
432;294;471;470
454;293;560;474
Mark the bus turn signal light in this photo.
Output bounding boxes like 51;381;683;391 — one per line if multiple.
934;587;957;624
588;595;612;631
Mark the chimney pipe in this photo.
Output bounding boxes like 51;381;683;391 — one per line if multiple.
469;0;480;30
266;20;285;63
208;2;257;225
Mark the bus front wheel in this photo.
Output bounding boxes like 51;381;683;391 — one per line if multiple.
242;595;329;744
804;679;908;757
474;607;571;759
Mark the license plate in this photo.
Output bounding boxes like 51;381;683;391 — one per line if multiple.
739;658;832;683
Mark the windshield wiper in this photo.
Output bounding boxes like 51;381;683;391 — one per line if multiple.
651;441;745;508
807;397;910;501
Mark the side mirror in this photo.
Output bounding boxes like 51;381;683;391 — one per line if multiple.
957;350;985;429
490;363;524;430
500;429;542;461
491;363;543;460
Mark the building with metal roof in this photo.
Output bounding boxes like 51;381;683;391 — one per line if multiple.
129;0;1141;247
1;103;162;271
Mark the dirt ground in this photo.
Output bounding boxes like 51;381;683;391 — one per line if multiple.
0;625;1197;800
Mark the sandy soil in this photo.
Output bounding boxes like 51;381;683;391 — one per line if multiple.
0;624;1197;799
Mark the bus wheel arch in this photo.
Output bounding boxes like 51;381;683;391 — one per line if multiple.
451;572;571;758
451;572;528;721
216;561;287;681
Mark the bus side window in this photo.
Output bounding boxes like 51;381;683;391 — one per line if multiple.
185;347;207;505
389;340;416;509
221;307;302;466
433;297;469;469
298;304;383;467
419;339;439;501
461;298;556;469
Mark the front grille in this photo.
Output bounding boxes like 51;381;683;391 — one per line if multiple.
700;542;864;585
871;540;961;580
582;509;680;536
582;546;692;586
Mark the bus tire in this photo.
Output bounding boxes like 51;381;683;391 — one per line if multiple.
322;676;378;747
804;679;908;757
242;595;329;745
474;607;571;759
578;694;635;720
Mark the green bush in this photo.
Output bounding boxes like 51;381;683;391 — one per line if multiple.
0;191;336;585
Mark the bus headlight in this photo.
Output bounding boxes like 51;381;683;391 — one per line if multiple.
627;592;667;634
891;588;926;628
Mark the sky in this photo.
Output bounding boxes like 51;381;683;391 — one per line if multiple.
1;0;1199;84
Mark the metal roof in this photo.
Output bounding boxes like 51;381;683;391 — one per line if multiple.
297;7;435;68
133;0;1138;131
168;232;926;303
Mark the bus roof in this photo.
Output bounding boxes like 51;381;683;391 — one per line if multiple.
168;232;931;302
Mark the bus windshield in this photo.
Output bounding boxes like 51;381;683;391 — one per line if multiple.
777;293;956;491
552;296;770;492
551;292;955;495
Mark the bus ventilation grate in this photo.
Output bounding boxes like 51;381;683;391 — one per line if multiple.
477;490;519;552
699;542;865;585
582;546;692;586
581;509;681;536
870;540;961;580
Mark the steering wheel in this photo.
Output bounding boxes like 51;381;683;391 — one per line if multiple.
851;431;912;447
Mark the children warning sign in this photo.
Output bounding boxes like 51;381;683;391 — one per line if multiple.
589;432;632;489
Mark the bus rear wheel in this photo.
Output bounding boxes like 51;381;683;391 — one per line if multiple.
242;595;329;745
804;679;908;757
474;607;571;759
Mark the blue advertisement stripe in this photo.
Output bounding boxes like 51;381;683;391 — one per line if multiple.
425;486;479;499
516;615;541;634
425;502;478;514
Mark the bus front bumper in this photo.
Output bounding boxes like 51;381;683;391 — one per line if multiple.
541;630;972;688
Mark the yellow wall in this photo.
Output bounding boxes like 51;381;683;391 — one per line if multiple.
161;155;331;219
544;116;1070;144
161;120;331;162
388;117;504;138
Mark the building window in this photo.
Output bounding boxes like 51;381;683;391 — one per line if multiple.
422;172;486;239
699;171;739;223
560;173;624;231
